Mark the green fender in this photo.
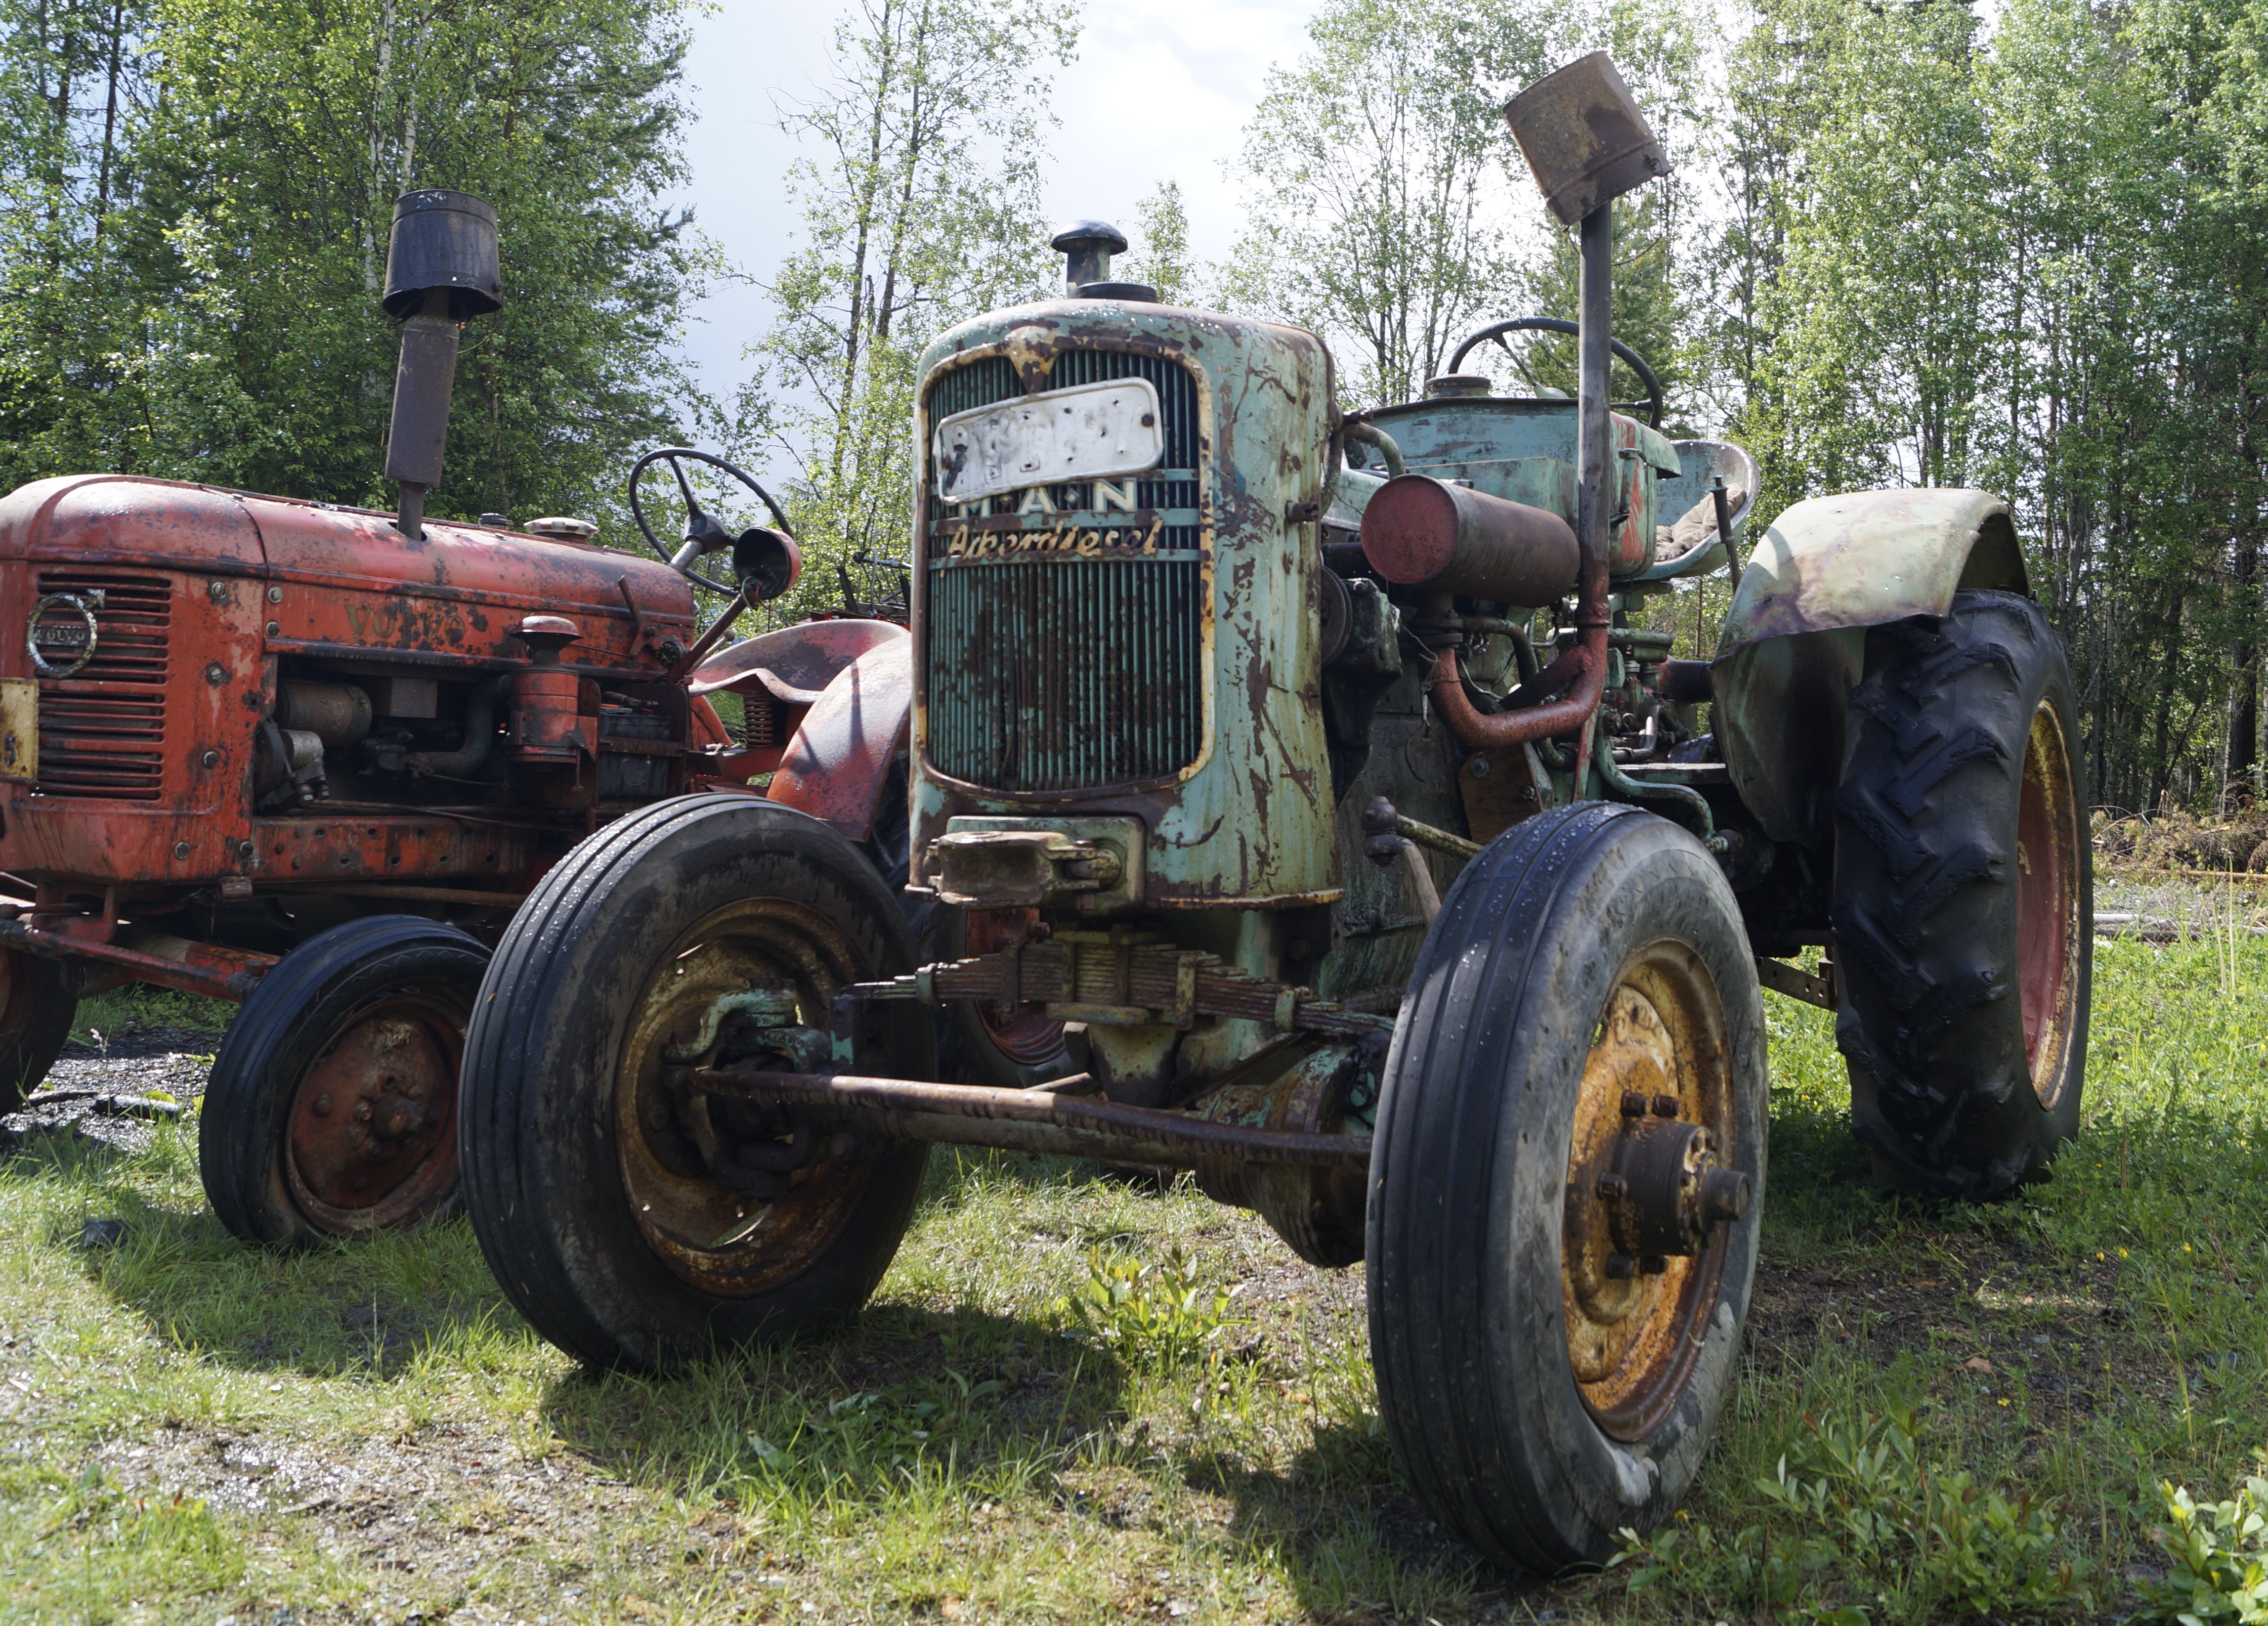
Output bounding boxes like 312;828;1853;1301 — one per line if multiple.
1708;488;2030;845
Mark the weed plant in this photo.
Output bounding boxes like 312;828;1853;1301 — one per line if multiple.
0;928;2261;1621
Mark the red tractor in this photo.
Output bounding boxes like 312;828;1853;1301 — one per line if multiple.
0;189;904;1247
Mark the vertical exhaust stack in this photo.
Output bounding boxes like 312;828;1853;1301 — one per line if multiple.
382;190;503;539
1414;54;1665;774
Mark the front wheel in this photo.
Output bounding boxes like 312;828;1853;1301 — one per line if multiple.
458;794;932;1372
1832;590;2090;1197
199;915;486;1247
1367;803;1767;1573
0;946;75;1109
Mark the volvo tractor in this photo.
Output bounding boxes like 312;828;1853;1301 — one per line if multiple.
452;56;2090;1570
0;188;907;1248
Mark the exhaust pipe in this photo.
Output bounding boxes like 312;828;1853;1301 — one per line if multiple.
381;190;502;539
1426;55;1667;774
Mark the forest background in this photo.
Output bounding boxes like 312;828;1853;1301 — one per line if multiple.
3;0;2266;816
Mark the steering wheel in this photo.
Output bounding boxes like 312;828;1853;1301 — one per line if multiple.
1447;317;1664;428
627;447;795;595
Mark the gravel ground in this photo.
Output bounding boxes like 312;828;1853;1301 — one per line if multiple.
2;1027;216;1157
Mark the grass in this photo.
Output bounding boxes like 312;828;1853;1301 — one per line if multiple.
0;922;2264;1624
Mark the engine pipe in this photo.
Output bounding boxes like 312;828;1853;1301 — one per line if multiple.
1427;202;1616;764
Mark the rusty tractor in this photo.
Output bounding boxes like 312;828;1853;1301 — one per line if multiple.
452;56;2089;1569
0;188;908;1248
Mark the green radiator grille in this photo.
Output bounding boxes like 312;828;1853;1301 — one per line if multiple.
926;556;1204;791
922;348;1207;792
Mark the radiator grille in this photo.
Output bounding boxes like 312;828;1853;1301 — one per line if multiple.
922;348;1208;792
32;571;171;802
926;557;1205;791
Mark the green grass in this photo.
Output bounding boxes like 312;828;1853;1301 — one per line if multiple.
1;933;2263;1622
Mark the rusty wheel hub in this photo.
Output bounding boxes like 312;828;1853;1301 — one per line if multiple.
615;897;876;1298
285;997;462;1233
2016;699;2083;1105
1561;941;1740;1440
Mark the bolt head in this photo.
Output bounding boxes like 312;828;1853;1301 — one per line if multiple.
1620;1090;1649;1117
266;585;283;603
1640;1254;1669;1275
1651;1092;1679;1118
208;580;227;600
172;841;191;860
1604;1252;1636;1280
201;750;220;769
311;1094;332;1117
204;662;225;685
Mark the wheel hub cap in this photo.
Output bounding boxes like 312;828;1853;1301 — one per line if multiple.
285;1002;460;1231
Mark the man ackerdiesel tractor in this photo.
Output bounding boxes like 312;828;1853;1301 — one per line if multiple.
0;189;900;1248
453;56;2090;1570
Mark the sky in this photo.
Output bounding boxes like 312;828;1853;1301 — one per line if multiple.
669;0;1322;409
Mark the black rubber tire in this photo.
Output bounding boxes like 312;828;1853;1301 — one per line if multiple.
1367;803;1767;1574
458;793;932;1372
199;915;487;1247
1832;590;2091;1198
0;947;75;1110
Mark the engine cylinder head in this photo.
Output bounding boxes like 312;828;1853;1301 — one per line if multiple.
1359;475;1580;608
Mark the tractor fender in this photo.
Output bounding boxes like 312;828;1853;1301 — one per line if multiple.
1709;488;2030;846
766;635;913;842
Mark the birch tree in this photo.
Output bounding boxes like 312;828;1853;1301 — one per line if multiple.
740;0;1077;602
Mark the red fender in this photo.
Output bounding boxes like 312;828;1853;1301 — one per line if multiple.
766;635;913;841
686;617;905;705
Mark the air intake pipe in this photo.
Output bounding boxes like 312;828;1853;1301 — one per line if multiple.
1421;54;1668;781
382;190;503;540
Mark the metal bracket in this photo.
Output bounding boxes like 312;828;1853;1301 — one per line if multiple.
1755;955;1835;1010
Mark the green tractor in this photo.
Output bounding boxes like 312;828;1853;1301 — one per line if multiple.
454;54;2088;1570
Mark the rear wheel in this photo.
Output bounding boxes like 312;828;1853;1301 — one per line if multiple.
1832;590;2090;1198
200;916;485;1246
458;794;932;1371
1367;804;1766;1573
0;946;74;1109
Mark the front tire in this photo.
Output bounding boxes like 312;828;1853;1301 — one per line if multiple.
458;794;932;1372
1367;804;1767;1573
0;946;74;1109
1832;590;2090;1198
200;915;486;1247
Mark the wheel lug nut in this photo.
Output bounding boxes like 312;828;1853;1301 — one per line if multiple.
1620;1091;1648;1117
1605;1253;1636;1280
1640;1254;1669;1275
1651;1093;1679;1118
1594;1173;1627;1200
311;1095;332;1117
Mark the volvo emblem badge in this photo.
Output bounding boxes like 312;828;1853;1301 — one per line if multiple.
26;589;103;679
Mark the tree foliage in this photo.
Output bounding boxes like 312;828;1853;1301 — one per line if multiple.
0;0;705;531
735;0;1077;617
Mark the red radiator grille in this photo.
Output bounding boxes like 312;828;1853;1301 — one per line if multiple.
33;571;171;802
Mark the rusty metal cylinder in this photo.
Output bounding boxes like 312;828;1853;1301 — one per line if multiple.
1358;474;1581;607
276;681;372;748
1504;53;1669;227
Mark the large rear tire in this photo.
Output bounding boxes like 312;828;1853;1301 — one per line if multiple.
0;946;74;1109
458;794;932;1372
200;915;485;1246
1832;590;2090;1198
1367;803;1767;1573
